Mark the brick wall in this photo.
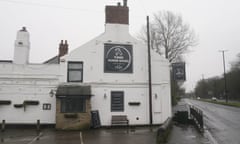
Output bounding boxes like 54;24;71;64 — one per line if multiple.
105;5;129;25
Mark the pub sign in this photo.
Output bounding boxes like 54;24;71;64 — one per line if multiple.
104;43;133;73
172;62;186;81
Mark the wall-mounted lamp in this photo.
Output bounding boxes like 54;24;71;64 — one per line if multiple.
155;94;158;99
104;93;107;99
49;89;56;97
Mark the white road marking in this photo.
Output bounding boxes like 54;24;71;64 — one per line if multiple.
80;132;84;144
27;132;42;144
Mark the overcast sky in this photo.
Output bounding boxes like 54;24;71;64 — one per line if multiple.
0;0;240;92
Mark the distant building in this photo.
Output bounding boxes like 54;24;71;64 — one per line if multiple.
0;0;171;130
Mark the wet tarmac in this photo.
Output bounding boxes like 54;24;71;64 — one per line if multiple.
0;125;209;144
0;99;218;144
0;127;157;144
168;125;209;144
187;99;240;144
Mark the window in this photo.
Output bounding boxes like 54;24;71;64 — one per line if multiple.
67;62;83;82
43;103;51;110
111;91;124;112
61;97;86;113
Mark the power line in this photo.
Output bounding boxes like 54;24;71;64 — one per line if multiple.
0;0;103;13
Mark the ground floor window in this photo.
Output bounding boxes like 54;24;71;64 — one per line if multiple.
111;91;124;112
61;97;86;113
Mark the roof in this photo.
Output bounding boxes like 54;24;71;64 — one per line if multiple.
56;85;92;98
43;55;59;64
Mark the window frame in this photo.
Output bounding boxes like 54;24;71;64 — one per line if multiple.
67;61;83;82
60;97;86;113
43;103;51;110
111;91;124;112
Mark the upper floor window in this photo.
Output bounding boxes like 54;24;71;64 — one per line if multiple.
67;61;83;82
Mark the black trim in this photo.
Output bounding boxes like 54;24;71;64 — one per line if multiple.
128;102;141;106
0;100;11;105
14;104;24;108
0;60;12;63
24;100;39;105
57;95;92;99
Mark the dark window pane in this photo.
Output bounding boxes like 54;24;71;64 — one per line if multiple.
61;97;86;113
111;91;124;112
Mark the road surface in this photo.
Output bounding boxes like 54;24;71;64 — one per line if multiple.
186;99;240;144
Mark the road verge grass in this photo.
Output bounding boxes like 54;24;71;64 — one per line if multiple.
199;99;240;108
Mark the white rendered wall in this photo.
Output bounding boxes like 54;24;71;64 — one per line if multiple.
91;85;149;126
60;23;172;125
0;63;60;124
13;29;30;64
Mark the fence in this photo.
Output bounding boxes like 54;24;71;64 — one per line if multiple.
189;105;204;132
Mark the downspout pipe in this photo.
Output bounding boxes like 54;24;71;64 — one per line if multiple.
147;16;153;125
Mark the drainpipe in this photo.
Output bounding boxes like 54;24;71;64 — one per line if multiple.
147;16;153;125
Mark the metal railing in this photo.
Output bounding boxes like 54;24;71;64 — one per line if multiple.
189;105;204;132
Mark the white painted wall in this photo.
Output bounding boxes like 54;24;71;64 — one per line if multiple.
13;28;30;64
60;23;172;126
0;63;60;124
91;85;149;126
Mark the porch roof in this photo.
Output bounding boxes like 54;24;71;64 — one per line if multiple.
56;85;92;98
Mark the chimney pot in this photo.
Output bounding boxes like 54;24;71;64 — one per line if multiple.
117;2;121;6
20;27;27;32
123;0;127;7
59;40;68;57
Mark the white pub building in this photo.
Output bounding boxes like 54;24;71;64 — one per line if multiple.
0;0;171;130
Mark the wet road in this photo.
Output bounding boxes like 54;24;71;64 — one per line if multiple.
187;99;240;144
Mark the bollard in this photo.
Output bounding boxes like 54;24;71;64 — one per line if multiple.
36;120;40;140
37;120;40;132
1;120;5;132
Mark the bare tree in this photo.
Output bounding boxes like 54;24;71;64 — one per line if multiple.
138;11;197;63
231;53;240;70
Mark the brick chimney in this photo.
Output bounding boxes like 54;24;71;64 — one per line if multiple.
59;40;68;57
105;0;129;25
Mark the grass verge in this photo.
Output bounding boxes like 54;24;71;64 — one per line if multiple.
199;99;240;108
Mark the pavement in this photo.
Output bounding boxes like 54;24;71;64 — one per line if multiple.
0;100;212;144
168;125;210;144
167;100;210;144
0;125;210;144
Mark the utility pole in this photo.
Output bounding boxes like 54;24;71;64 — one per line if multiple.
147;16;153;125
219;50;228;103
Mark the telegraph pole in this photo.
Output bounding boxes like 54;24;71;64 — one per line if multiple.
219;50;228;103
